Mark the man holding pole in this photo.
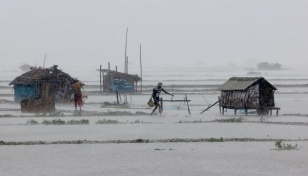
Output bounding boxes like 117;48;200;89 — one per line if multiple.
151;82;174;116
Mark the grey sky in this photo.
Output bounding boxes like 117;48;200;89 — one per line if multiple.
1;0;308;71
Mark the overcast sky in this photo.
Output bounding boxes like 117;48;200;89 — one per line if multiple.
1;0;308;71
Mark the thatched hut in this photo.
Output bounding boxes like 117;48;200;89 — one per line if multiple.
218;77;279;115
9;65;76;112
100;69;141;93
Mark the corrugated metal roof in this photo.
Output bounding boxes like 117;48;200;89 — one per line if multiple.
218;77;275;91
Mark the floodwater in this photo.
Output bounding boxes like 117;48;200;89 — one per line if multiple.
1;66;308;176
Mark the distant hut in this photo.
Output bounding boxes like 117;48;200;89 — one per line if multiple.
100;69;141;93
218;77;279;115
19;64;32;72
9;65;76;112
257;62;282;70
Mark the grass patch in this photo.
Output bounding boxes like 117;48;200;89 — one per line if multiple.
130;119;146;124
49;111;65;117
207;137;224;142
42;119;66;125
73;111;83;116
26;119;39;125
179;119;203;123
96;119;120;124
34;111;65;117
0;114;12;117
67;119;89;125
216;117;244;123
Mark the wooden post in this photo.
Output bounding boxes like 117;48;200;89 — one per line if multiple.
99;65;102;93
234;109;237;115
160;97;163;113
185;94;191;115
116;90;119;105
115;66;119;104
245;109;248;115
222;107;224;115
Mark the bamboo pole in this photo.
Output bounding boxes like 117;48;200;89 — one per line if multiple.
108;62;110;93
126;56;128;74
140;44;142;93
124;28;128;73
99;65;102;93
185;94;191;115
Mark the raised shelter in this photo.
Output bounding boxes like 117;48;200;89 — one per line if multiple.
218;77;280;115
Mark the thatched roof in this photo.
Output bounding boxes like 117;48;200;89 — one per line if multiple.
99;69;141;82
218;77;277;91
10;65;75;85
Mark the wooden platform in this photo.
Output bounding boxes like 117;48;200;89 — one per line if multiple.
268;107;281;116
220;106;281;116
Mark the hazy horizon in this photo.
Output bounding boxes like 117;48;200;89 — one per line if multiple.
1;0;308;72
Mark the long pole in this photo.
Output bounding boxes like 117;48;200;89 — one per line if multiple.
126;56;128;74
115;66;119;105
124;27;128;73
108;62;110;93
140;44;142;93
43;54;46;68
99;65;102;93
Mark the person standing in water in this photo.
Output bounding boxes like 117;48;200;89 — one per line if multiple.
151;82;174;116
72;80;85;111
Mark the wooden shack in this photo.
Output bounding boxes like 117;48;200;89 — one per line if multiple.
99;69;141;93
218;77;279;115
9;65;76;112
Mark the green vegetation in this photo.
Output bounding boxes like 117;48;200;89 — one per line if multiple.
67;119;89;125
131;119;146;124
42;119;66;125
26;119;39;125
207;137;224;142
49;111;65;117
274;140;298;150
35;112;47;117
179;119;203;123
73;111;83;116
34;111;65;117
216;117;244;123
96;119;120;124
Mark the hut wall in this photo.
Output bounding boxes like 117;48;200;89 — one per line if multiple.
259;81;275;107
13;85;36;101
20;98;55;112
220;85;259;109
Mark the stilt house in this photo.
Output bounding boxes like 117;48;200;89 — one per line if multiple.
100;69;141;93
9;65;76;112
218;77;278;115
